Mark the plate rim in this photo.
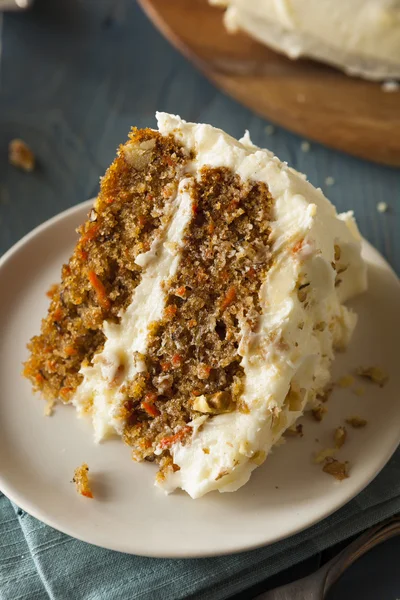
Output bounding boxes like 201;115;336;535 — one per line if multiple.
0;199;399;558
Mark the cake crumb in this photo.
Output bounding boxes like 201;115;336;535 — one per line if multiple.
382;80;399;93
312;404;328;422
322;458;349;481
72;463;93;498
334;426;347;449
325;176;335;187
265;125;275;135
346;416;367;429
356;366;388;387
337;374;355;388
8;139;35;172
301;141;310;153
376;202;388;213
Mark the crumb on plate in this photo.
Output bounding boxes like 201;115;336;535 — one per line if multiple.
73;463;93;498
334;426;347;449
346;416;367;429
322;457;349;481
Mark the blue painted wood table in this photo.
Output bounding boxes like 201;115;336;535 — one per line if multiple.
0;1;399;598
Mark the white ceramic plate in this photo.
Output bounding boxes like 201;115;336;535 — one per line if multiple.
0;200;399;558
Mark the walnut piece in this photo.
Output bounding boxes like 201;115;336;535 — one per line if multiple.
192;391;234;414
72;463;93;498
9;139;35;172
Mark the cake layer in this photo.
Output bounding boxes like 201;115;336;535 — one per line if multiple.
212;0;400;81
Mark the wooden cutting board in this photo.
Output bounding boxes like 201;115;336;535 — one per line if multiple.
138;0;400;166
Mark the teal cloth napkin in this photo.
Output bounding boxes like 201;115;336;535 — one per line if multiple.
1;449;399;600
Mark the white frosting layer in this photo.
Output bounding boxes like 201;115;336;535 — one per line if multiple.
73;113;367;499
211;0;400;81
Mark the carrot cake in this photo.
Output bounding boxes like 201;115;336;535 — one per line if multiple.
210;0;400;81
24;113;367;498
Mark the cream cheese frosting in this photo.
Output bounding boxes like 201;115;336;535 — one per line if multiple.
211;0;400;81
73;113;367;499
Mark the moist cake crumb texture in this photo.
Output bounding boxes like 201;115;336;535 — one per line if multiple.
24;113;367;499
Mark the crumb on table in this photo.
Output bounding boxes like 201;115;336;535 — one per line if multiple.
73;463;93;498
8;139;35;172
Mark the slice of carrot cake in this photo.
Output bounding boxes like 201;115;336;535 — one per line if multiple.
24;113;367;499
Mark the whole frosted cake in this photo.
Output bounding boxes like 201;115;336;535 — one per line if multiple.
24;113;367;498
211;0;400;81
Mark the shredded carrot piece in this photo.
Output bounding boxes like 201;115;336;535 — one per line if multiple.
65;346;78;357
145;391;158;403
172;354;183;367
53;307;64;321
247;267;256;278
207;221;215;235
81;490;94;498
46;284;59;299
188;319;197;328
292;239;304;254
159;426;191;449
81;224;99;245
88;271;111;311
60;386;73;400
141;401;160;418
192;202;198;215
35;373;44;384
164;304;177;319
221;286;236;311
138;215;147;227
175;286;187;298
78;248;88;261
161;361;171;372
105;197;114;204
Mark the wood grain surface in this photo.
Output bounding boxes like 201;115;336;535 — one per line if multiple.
139;0;400;167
